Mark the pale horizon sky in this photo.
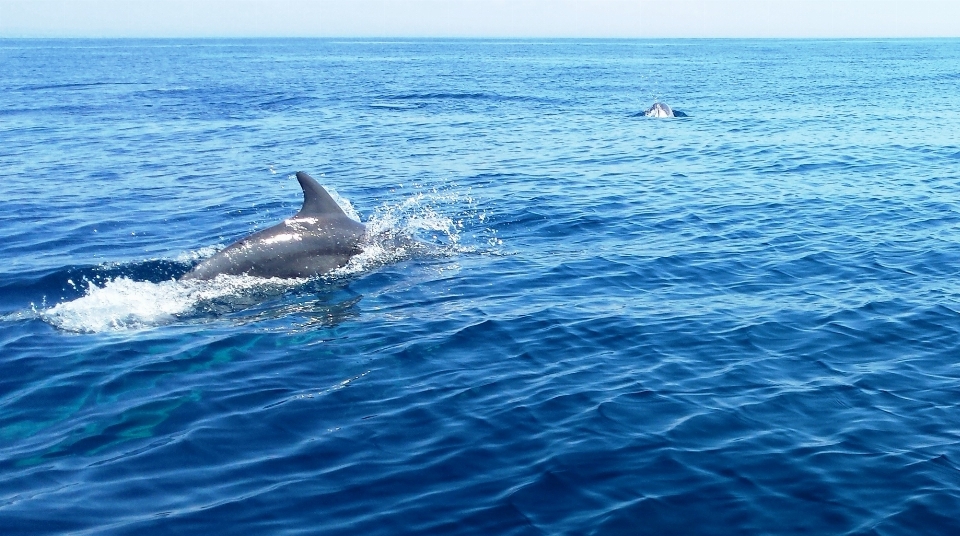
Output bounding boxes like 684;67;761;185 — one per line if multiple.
2;0;960;39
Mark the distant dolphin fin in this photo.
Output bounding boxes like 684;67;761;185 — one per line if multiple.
295;171;348;218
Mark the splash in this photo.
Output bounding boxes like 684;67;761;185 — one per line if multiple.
38;275;304;333
175;245;222;263
330;185;483;277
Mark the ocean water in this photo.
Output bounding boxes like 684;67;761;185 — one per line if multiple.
3;38;960;534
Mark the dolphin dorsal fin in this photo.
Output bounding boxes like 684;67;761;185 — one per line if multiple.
295;171;348;218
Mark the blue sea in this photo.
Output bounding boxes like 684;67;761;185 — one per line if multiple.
3;38;960;534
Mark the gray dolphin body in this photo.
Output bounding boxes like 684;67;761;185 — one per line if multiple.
181;172;365;280
637;102;688;118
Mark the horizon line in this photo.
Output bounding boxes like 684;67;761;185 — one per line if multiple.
4;35;960;40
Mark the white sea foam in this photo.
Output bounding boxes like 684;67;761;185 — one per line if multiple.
39;275;302;333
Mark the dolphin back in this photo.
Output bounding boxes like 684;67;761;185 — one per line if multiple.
181;171;366;280
645;102;674;117
634;102;688;118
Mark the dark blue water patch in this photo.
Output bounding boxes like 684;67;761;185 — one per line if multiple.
112;86;293;121
369;102;422;110
16;82;142;92
370;92;572;113
384;91;500;100
256;95;319;112
0;103;114;117
378;91;560;103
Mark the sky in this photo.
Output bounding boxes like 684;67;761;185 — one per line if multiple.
2;0;960;38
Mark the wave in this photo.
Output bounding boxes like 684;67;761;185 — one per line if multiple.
257;95;318;111
376;92;560;104
18;82;140;91
383;92;503;101
369;102;421;110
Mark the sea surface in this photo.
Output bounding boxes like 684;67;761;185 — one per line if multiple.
3;38;960;534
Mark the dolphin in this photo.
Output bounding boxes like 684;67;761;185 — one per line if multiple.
181;172;366;280
636;102;687;118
